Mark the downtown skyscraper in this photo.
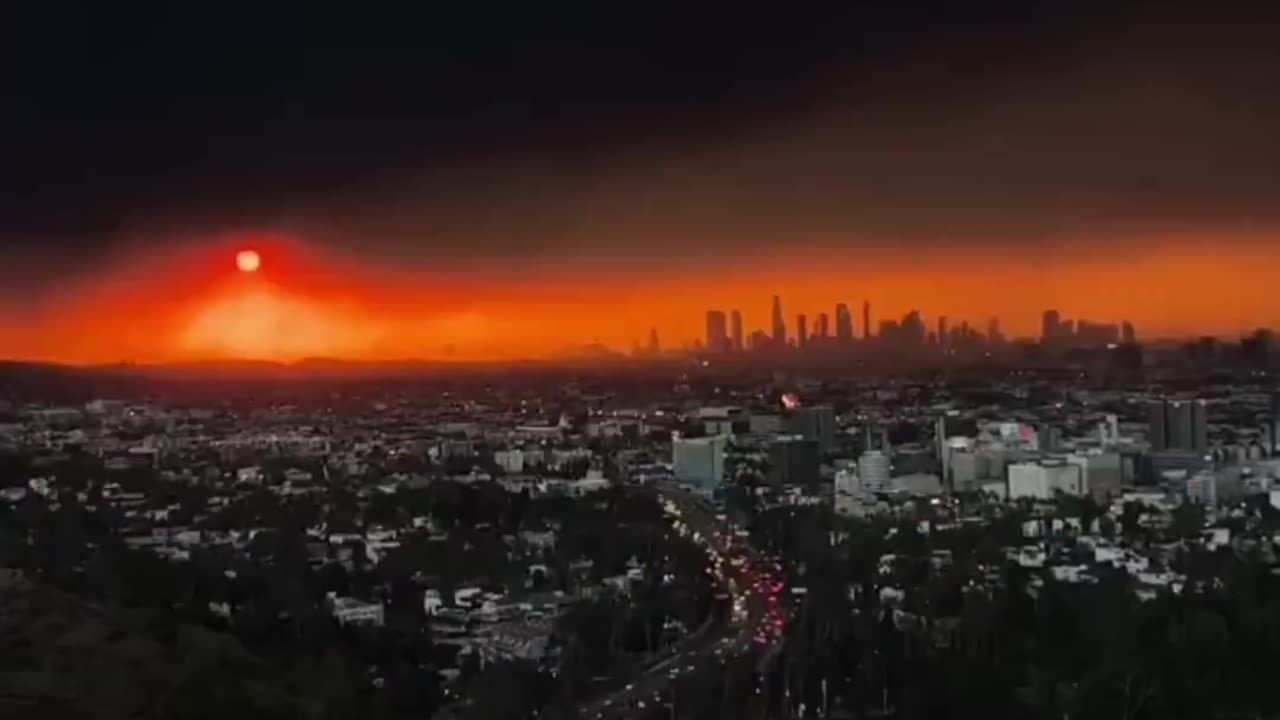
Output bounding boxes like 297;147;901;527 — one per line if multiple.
835;304;853;341
772;295;786;345
730;310;744;351
705;310;729;353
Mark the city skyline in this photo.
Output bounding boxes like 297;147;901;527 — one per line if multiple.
6;242;1280;364
5;2;1280;363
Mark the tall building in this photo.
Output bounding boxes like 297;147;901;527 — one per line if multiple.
1148;399;1168;451
1121;321;1136;344
705;310;728;353
862;300;871;340
785;405;837;454
672;436;726;490
987;317;1001;343
1271;390;1280;456
749;330;770;351
1167;400;1193;450
1191;399;1208;453
858;450;891;493
901;310;926;346
835;304;853;341
1042;310;1061;343
769;437;820;486
771;296;786;345
816;313;830;340
796;314;808;350
1150;398;1208;452
647;328;660;355
937;316;948;348
730;310;744;351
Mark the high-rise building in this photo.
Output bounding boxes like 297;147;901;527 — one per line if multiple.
771;296;786;345
749;330;770;351
858;450;891;493
796;314;808;350
901;310;926;346
730;310;744;351
835;304;853;341
816;313;830;340
1121;321;1136;344
647;328;660;355
987;317;1001;343
1167;400;1193;450
769;436;820;486
1042;310;1061;343
1148;399;1168;451
1191;399;1208;453
1271;390;1280;455
1150;397;1208;452
863;300;871;340
705;310;728;353
785;405;837;454
672;436;726;490
937;316;948;348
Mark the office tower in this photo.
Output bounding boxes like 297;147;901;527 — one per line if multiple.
863;300;871;340
1271;390;1280;455
936;416;949;487
835;303;853;341
769;437;820;486
647;328;660;355
937;316;948;347
816;313;830;339
901;310;926;345
988;316;1001;343
1122;321;1136;344
705;310;728;353
796;314;808;349
785;405;836;454
1191;399;1208;453
1042;310;1060;343
858;450;891;492
749;329;770;351
1167;400;1193;450
730;310;743;351
1148;399;1168;451
672;436;726;489
771;296;786;345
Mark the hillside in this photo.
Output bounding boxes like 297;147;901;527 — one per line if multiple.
0;577;353;719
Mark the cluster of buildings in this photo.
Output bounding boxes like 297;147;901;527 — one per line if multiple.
4;364;1280;695
690;299;1139;361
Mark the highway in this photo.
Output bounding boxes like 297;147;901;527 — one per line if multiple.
576;485;785;719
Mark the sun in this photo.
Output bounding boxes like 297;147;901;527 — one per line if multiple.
236;249;260;273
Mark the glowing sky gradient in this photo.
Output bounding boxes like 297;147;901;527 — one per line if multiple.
0;231;1277;364
4;3;1279;364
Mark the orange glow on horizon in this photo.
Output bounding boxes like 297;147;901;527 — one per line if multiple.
1;231;1279;364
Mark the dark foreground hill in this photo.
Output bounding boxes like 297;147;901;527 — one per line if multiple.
0;576;350;720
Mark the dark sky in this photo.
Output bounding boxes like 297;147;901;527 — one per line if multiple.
4;0;1280;284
